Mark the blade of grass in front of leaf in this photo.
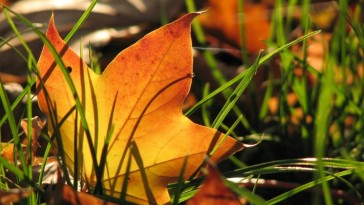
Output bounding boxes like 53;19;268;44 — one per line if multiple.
225;179;266;205
73;109;79;190
186;30;321;116
26;63;37;204
96;93;118;195
3;6;97;189
130;141;157;204
33;66;74;187
171;157;188;205
110;74;194;196
211;51;262;129
119;148;132;204
4;15;38;184
0;82;27;170
50;107;73;185
210;115;243;156
0;83;29;126
5;5;101;185
0;157;25;180
219;123;238;138
2;11;38;190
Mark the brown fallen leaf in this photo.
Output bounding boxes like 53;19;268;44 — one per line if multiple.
187;165;242;205
0;188;32;205
20;116;45;153
47;184;117;205
36;12;244;204
0;72;27;83
1;116;45;165
198;0;270;53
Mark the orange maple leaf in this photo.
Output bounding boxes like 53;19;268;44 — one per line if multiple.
36;12;243;204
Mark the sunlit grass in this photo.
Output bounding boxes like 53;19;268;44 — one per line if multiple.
185;0;363;204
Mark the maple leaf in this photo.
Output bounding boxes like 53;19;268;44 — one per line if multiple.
36;12;243;204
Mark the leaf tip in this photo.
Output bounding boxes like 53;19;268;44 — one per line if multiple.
179;12;203;25
195;10;208;15
47;12;59;39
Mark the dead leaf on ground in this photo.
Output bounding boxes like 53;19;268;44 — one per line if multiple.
187;165;243;205
198;0;270;54
1;116;45;165
37;12;243;204
47;184;116;205
0;188;32;205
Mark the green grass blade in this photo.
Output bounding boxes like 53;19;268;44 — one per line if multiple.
171;157;188;205
186;30;320;117
314;55;335;205
0;82;27;170
2;9;37;68
225;180;266;205
237;0;250;65
211;51;262;129
258;70;274;120
210;115;243;157
95;93;117;194
4;3;101;180
64;0;98;43
119;149;133;204
0;36;28;63
267;170;354;205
